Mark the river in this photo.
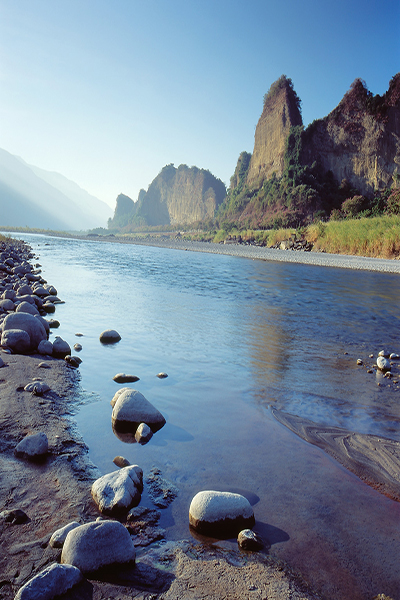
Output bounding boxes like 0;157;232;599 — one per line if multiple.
10;233;400;600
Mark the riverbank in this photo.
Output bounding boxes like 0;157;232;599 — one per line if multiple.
79;234;400;274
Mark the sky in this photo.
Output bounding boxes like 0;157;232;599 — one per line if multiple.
0;0;399;209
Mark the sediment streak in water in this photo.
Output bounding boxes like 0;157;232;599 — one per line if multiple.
272;408;400;501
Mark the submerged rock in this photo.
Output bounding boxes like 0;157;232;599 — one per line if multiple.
61;520;135;573
189;490;255;538
99;329;121;344
146;467;178;508
113;373;140;383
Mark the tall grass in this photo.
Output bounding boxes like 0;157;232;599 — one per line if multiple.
306;215;400;258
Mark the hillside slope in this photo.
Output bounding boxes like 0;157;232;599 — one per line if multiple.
0;149;112;230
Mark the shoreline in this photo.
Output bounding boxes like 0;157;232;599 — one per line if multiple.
40;232;400;274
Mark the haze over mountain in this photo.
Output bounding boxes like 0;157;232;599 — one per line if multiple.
0;148;112;231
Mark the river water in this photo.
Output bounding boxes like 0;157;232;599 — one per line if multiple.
11;233;400;599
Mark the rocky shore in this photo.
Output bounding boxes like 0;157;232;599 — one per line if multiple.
0;237;325;599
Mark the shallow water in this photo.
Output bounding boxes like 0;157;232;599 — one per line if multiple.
11;233;400;599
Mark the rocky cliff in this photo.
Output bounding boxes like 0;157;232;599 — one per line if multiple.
301;75;400;195
109;164;226;229
246;76;303;186
220;74;400;229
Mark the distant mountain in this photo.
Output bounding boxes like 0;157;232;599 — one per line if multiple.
108;164;226;230
0;148;112;230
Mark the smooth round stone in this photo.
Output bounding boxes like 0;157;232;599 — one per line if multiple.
61;520;135;573
73;343;82;352
189;491;255;538
377;356;391;372
50;521;81;548
52;336;71;358
112;389;166;433
135;423;153;445
113;373;140;383
37;340;53;356
156;372;168;378
99;329;121;344
113;455;131;468
16;300;39;316
1;328;31;353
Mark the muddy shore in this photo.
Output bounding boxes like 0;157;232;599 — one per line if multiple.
0;238;324;599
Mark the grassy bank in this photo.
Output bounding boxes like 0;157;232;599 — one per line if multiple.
306;215;400;258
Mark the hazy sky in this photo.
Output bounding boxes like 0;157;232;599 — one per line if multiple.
1;1;399;209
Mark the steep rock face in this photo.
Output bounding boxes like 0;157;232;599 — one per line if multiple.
302;76;400;195
246;76;303;186
134;164;226;226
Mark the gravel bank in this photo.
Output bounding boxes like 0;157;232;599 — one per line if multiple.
87;236;400;274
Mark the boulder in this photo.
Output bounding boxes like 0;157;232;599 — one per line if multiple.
61;520;135;573
16;283;33;296
48;319;60;328
99;329;121;344
377;356;391;372
189;491;255;538
52;336;71;358
37;340;53;355
111;389;166;433
42;302;56;313
14;432;48;461
35;314;50;335
14;563;82;600
91;465;143;516
113;373;140;383
135;423;153;444
32;285;49;297
16;301;39;316
2;312;47;351
2;289;16;301
0;298;15;311
1;328;31;353
50;521;81;549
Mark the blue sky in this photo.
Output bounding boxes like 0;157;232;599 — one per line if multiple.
0;0;399;208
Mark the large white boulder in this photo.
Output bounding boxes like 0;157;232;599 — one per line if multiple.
91;465;143;516
189;490;255;538
61;520;135;573
1;312;47;352
15;563;82;600
111;388;166;433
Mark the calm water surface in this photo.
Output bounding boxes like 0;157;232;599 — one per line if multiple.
14;234;400;600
